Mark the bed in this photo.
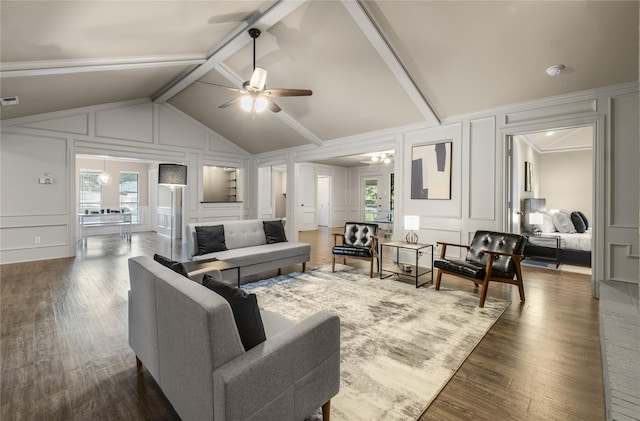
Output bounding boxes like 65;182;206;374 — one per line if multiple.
522;198;592;267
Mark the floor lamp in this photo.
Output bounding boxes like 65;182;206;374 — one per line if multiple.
158;164;188;261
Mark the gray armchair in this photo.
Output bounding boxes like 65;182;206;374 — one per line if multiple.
332;222;379;277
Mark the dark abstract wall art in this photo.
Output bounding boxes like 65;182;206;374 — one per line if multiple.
411;141;452;200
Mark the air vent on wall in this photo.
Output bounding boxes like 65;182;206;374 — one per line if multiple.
0;96;19;106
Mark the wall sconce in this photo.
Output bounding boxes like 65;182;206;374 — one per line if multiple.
404;215;420;244
39;173;54;184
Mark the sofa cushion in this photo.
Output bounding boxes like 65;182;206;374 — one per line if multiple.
195;225;227;255
332;245;373;258
202;274;266;351
434;258;484;279
263;220;287;244
193;242;310;265
153;253;189;277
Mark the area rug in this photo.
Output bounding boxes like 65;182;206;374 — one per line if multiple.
243;264;510;421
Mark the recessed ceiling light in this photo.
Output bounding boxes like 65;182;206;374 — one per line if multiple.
546;64;565;77
546;131;555;136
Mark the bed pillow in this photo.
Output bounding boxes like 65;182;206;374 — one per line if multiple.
538;211;557;233
570;211;587;233
263;220;287;244
195;225;227;255
577;211;589;230
202;274;266;351
552;211;576;233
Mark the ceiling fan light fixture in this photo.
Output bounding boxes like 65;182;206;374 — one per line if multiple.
249;67;267;91
255;96;268;113
241;96;253;112
383;157;391;164
371;156;380;162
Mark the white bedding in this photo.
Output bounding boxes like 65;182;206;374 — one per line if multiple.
528;230;592;251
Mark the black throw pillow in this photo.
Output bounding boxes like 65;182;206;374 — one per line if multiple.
570;211;587;233
202;274;266;351
577;211;589;230
153;253;189;278
195;225;227;255
263;220;287;244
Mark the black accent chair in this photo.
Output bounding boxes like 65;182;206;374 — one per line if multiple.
332;222;379;278
434;231;526;308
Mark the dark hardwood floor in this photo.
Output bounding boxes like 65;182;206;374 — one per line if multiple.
1;229;604;420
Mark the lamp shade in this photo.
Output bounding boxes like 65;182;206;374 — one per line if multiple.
529;212;544;225
404;215;419;230
158;164;187;186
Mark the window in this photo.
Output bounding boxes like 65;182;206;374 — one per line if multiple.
79;170;102;213
120;172;139;223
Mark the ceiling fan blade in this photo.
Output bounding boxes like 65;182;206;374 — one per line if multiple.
218;97;244;109
263;88;313;97
265;98;281;113
195;80;244;93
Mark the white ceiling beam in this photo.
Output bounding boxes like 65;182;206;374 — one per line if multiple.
341;0;440;125
152;0;307;104
0;55;207;78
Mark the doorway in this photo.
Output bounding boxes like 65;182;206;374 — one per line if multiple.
505;124;595;283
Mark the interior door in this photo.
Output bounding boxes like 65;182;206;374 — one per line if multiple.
317;176;330;227
297;164;317;231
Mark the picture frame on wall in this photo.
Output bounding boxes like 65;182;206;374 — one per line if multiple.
411;141;452;200
525;161;532;192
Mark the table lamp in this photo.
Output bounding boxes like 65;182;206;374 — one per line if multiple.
158;164;187;260
404;215;420;244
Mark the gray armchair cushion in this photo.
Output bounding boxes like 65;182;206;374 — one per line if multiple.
203;274;266;351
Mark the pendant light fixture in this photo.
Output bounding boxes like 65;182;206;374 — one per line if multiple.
97;157;112;186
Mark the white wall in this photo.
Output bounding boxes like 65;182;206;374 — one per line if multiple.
0;100;250;264
1;83;638;288
275;82;638;287
539;150;593;222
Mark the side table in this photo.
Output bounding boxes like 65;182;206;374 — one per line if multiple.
380;241;434;288
523;233;561;268
181;258;241;288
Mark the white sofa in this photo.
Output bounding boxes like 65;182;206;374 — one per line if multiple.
128;255;340;421
186;219;310;282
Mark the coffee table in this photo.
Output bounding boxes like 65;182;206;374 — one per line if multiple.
181;258;241;288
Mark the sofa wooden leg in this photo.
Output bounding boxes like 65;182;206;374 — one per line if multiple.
302;262;306;272
332;257;336;272
369;259;374;278
322;400;331;421
278;268;281;275
136;355;142;370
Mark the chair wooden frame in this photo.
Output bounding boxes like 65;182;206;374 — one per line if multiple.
435;241;525;308
332;232;379;278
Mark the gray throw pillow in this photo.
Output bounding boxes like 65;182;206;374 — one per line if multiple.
195;225;227;255
202;274;266;351
263;220;287;244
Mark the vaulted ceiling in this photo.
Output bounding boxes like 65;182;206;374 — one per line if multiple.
1;1;637;155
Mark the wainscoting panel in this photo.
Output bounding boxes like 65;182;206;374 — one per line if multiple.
468;116;496;221
95;103;153;142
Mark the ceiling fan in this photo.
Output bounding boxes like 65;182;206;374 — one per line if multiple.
196;28;312;114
